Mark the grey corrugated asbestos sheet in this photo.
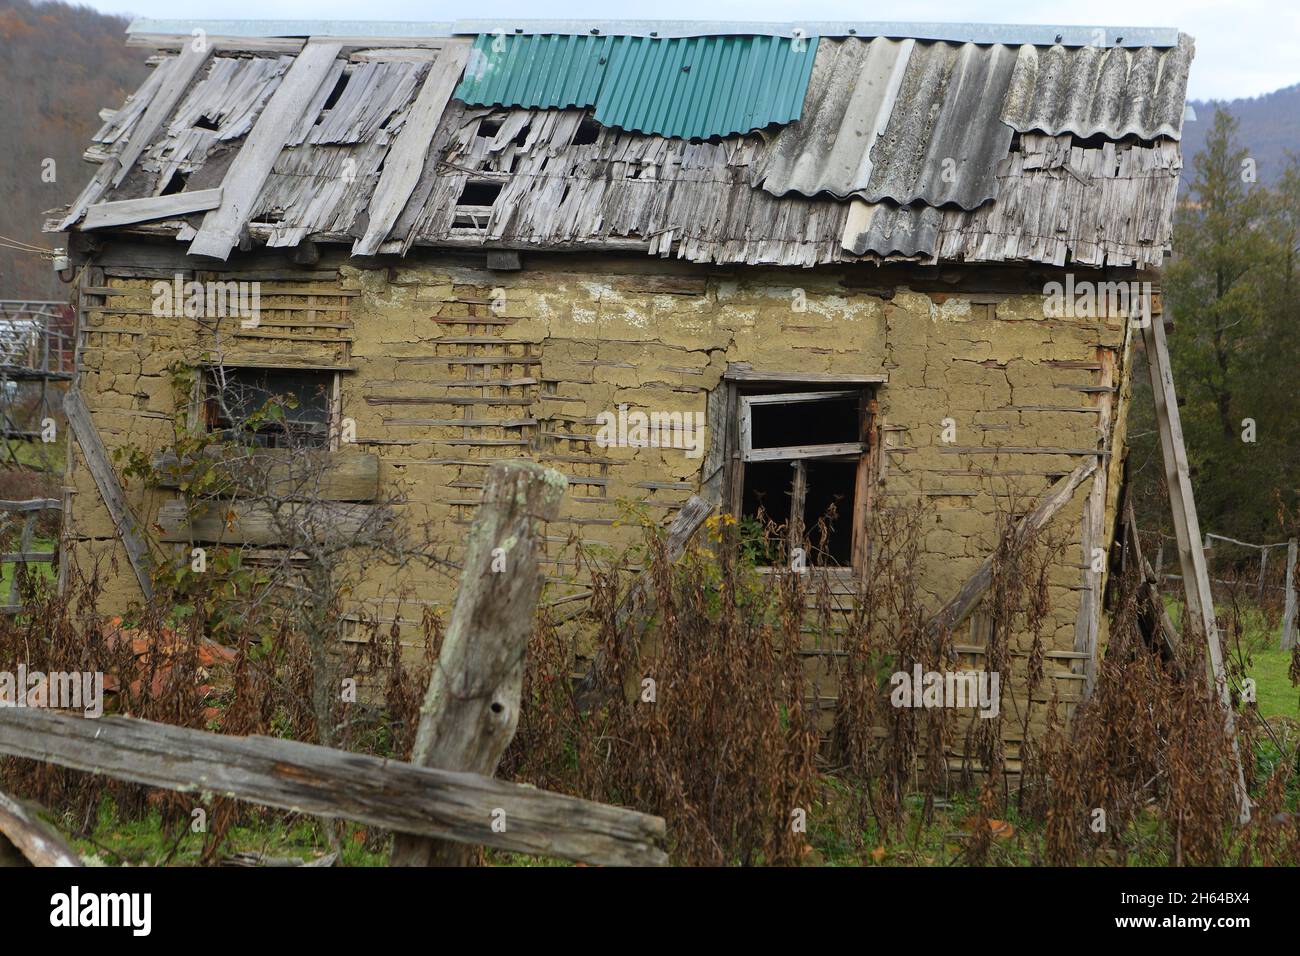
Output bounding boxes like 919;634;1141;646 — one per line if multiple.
754;38;1018;209
754;34;1191;207
1001;34;1193;141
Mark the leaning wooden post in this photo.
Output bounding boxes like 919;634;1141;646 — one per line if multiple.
1281;538;1298;651
390;461;567;867
1142;313;1251;823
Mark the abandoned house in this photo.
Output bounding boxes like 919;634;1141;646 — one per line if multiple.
47;19;1195;752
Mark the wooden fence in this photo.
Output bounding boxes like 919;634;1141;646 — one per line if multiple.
0;498;60;614
1152;530;1299;650
0;462;668;867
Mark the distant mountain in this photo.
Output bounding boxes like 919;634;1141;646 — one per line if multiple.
0;0;149;298
1182;83;1300;187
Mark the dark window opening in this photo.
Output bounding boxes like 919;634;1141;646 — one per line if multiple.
749;393;858;450
733;384;870;569
193;114;220;131
456;179;503;207
477;117;503;138
801;459;856;565
204;368;332;449
512;124;531;147
572;117;601;146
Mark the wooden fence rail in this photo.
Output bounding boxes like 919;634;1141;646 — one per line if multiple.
0;708;667;866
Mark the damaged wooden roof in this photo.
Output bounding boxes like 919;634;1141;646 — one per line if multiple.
51;20;1195;270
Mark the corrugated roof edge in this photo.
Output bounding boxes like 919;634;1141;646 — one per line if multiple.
126;18;455;38
455;20;1181;47
126;18;1182;48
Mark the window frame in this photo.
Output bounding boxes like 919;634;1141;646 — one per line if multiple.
723;374;881;573
196;365;342;452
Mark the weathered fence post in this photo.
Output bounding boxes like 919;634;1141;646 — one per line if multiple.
1282;538;1298;651
390;461;567;867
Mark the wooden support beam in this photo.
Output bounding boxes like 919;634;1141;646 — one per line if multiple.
354;43;470;256
573;495;715;710
1141;314;1251;824
63;389;154;600
0;789;82;867
189;41;343;260
0;709;665;867
83;188;223;230
391;461;568;866
926;458;1097;648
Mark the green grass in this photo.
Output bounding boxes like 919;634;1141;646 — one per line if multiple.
1164;597;1298;719
0;436;64;473
1245;646;1300;719
0;534;56;597
68;799;386;867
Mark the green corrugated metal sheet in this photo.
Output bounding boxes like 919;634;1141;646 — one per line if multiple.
455;32;819;140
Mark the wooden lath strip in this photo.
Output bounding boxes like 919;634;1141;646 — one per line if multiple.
188;40;343;261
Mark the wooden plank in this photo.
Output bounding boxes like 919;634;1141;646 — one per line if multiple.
1282;539;1298;651
1073;348;1117;695
725;368;889;385
391;461;567;866
926;459;1097;647
152;447;379;501
189;41;344;260
0;789;81;867
112;42;214;188
156;499;385;546
354;43;471;256
63;389;154;600
740;390;860;406
1142;315;1250;823
743;442;865;463
0;709;665;867
0;499;61;512
83;188;223;230
574;495;715;710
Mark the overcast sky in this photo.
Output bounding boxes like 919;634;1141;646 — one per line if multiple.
79;0;1297;101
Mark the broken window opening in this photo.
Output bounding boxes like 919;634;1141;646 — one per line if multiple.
731;384;874;569
477;117;504;139
204;367;335;450
456;179;504;207
193;114;220;132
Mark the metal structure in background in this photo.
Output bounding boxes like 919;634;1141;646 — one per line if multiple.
0;300;74;468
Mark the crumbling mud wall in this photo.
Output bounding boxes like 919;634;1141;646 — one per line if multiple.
63;248;1138;746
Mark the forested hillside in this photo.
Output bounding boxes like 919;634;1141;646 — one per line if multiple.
0;0;149;297
1184;85;1300;188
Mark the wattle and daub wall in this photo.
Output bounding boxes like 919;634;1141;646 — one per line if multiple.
65;247;1139;749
